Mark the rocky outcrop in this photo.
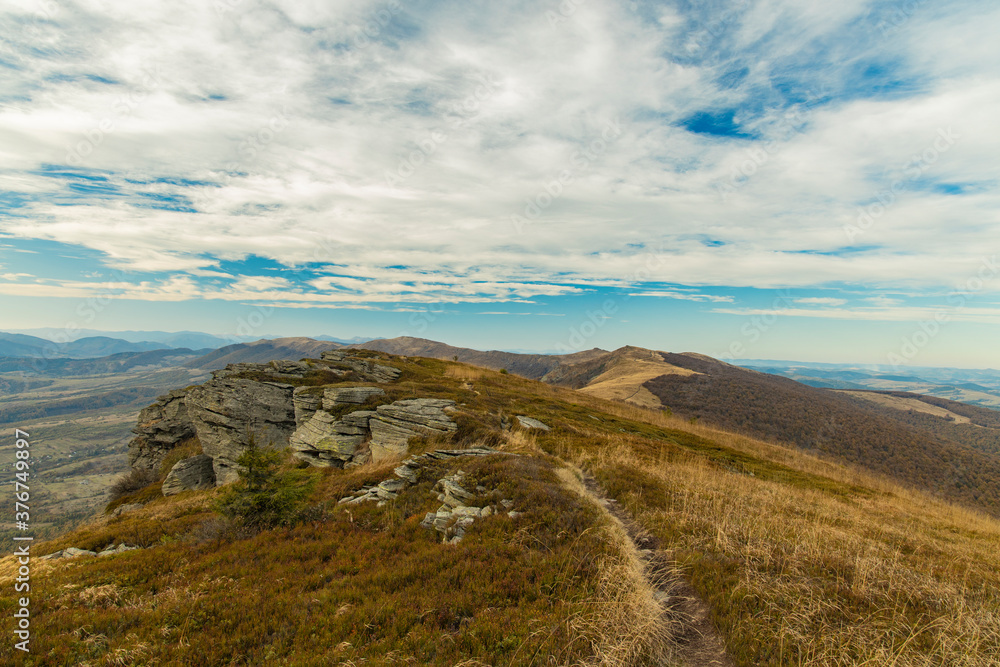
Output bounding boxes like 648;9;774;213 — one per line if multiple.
293;387;323;424
338;448;502;505
290;410;367;467
185;378;297;485
321;351;402;383
161;454;216;496
324;386;385;406
335;447;518;544
290;394;455;467
369;399;458;462
212;359;313;380
42;544;139;560
127;351;410;484
128;389;197;474
421;471;498;543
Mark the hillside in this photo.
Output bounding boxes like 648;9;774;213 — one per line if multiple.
3;350;998;666
352;336;607;379
630;352;1000;514
187;337;343;369
336;340;1000;515
742;360;1000;409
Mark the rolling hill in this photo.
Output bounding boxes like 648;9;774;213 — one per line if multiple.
351;336;607;379
345;339;1000;515
3;350;998;665
186;337;344;369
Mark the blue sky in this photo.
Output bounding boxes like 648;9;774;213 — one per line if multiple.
1;0;998;367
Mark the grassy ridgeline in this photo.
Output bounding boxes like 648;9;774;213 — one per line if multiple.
0;355;997;665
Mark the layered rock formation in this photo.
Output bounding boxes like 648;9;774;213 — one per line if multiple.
368;399;458;461
161;454;216;496
128;389;197;473
185;378;297;484
288;393;457;466
320;350;402;383
125;351;465;494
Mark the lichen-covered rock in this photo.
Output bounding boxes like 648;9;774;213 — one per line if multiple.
323;386;385;407
185;378;296;484
320;351;402;383
270;359;311;374
290;410;365;467
293;387;323;424
369;399;458;462
161;454;216;496
127;389;197;474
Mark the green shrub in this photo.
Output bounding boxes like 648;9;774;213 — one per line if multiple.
213;433;310;532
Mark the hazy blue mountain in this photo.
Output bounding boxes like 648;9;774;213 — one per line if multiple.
4;328;236;349
0;332;172;358
738;359;1000;409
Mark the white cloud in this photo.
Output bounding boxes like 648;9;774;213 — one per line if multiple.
795;297;848;306
628;290;734;303
0;0;997;304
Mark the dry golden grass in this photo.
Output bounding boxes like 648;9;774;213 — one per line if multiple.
561;430;1000;666
7;353;999;666
556;465;683;667
443;364;491;381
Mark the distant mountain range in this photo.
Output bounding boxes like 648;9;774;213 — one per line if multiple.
0;332;171;359
3;333;1000;517
737;359;1000;409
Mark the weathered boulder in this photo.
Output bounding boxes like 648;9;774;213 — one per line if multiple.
323;386;385;407
185;378;296;485
161;454;216;496
293;387;323;424
369;399;458;462
290;410;365;466
516;416;551;431
127;389;197;474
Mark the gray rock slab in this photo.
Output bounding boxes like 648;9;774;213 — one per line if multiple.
161;454;216;496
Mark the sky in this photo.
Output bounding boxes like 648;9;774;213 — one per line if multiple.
0;0;998;368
